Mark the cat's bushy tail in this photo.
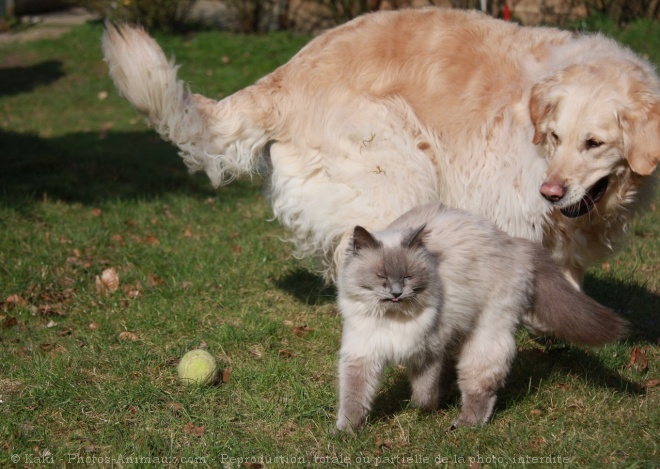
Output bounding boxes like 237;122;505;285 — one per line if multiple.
102;23;271;187
525;247;628;346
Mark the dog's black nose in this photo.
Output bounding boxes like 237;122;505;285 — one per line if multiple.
540;182;565;203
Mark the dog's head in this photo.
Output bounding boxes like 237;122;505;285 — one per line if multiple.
530;61;660;218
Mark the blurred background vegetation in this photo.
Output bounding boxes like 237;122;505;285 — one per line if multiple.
1;0;659;34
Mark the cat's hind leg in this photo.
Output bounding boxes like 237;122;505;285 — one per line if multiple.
452;322;517;428
409;355;443;410
337;355;384;433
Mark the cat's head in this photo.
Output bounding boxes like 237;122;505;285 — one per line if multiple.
339;224;437;316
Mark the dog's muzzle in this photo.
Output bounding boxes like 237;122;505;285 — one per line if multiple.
541;177;609;218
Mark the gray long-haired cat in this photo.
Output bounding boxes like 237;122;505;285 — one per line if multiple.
336;203;628;433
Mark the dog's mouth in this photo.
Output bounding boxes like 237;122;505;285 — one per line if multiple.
560;177;609;218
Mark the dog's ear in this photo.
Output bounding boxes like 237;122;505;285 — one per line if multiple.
529;80;557;145
621;102;660;176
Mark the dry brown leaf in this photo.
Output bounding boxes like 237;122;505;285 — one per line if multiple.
95;277;106;294
146;273;164;288
5;294;28;307
221;367;232;383
627;347;649;371
182;422;205;436
249;346;263;359
291;326;312;337
91;208;103;217
36;304;65;316
60;277;76;288
166;402;183;414
2;316;18;329
122;280;142;299
145;235;160;246
66;256;82;266
96;268;120;295
375;438;392;449
279;349;293;360
88;322;100;330
118;331;139;342
231;245;242;254
644;378;660;388
41;343;65;355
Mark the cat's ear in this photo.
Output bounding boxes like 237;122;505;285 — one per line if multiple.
403;224;427;250
352;226;379;254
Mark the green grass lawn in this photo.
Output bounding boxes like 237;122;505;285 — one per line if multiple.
1;17;659;468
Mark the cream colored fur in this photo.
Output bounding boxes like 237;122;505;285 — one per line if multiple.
102;8;659;285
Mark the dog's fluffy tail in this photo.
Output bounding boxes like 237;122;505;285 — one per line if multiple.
102;23;271;186
524;246;628;346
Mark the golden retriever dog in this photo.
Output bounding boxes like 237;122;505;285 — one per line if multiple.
102;8;659;288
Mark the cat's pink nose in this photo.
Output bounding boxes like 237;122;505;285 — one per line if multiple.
540;182;566;203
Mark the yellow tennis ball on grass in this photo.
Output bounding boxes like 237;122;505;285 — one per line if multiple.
177;349;218;385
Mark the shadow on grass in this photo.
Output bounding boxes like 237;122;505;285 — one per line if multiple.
364;344;644;428
583;272;660;343
273;268;336;306
0;129;262;208
0;60;65;97
497;345;645;417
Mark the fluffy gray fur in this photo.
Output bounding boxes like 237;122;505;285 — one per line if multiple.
336;203;628;433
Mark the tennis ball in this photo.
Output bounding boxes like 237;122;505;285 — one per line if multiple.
177;349;218;385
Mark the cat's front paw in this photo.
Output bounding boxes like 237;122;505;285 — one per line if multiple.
336;414;364;435
450;411;491;430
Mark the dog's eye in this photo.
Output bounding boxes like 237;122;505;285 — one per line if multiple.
550;131;560;144
585;138;604;150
